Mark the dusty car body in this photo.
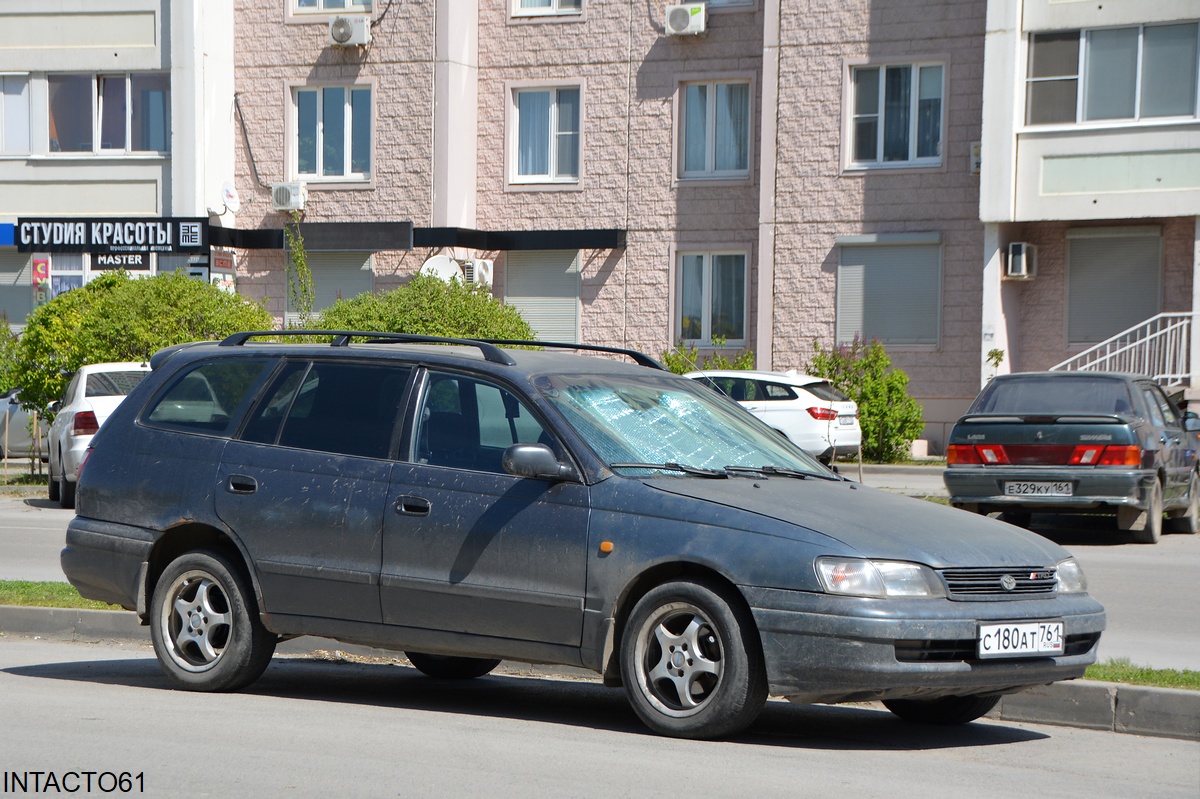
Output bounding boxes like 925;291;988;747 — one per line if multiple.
944;372;1200;543
62;333;1104;738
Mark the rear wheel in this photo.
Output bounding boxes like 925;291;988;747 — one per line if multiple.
47;467;60;502
1119;480;1163;544
405;652;501;680
1165;471;1199;535
883;695;1001;725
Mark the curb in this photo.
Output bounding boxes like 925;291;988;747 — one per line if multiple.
2;605;1195;741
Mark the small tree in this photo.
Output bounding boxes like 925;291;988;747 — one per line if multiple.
315;274;536;339
807;337;926;463
661;338;755;375
12;271;273;415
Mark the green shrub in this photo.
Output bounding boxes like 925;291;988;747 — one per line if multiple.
806;337;925;463
11;271;273;415
314;274;536;340
0;326;19;392
661;338;756;375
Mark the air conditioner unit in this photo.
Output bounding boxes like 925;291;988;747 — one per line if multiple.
328;15;371;47
462;259;494;286
1006;242;1037;280
665;3;706;36
271;182;307;212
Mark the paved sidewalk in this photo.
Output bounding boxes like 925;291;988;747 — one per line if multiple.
1;604;1195;742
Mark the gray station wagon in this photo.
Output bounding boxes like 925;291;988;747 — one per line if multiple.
61;332;1105;739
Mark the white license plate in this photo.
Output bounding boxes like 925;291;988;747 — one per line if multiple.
1003;481;1073;497
837;415;855;427
978;621;1064;659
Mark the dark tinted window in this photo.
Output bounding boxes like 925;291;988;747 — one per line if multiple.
758;381;799;401
145;360;272;435
241;361;411;459
801;381;849;402
85;371;147;397
971;376;1134;415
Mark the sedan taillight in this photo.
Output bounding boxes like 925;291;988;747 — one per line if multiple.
71;411;99;436
806;407;838;421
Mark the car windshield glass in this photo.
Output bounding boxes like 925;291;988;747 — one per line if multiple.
971;376;1133;415
535;372;829;476
85;371;148;397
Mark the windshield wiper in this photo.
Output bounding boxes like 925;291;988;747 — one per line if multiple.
723;465;821;480
610;462;728;478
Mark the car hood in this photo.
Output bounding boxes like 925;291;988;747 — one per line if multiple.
645;476;1072;568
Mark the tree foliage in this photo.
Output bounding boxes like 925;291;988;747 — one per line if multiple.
806;337;926;463
314;274;536;339
11;271;273;415
660;338;756;375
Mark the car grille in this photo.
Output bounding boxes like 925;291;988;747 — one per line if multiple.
895;633;1100;663
939;567;1058;599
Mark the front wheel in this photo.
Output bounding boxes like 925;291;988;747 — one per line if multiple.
620;579;766;739
883;695;1001;725
405;652;501;680
150;549;276;691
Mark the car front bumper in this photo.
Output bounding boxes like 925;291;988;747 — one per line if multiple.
744;585;1105;703
942;466;1154;514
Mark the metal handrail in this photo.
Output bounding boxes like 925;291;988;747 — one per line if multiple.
1049;312;1192;386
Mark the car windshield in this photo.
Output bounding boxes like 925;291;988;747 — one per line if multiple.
971;376;1134;415
534;372;830;477
85;371;148;398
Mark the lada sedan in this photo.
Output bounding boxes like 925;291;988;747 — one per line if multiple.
62;332;1105;739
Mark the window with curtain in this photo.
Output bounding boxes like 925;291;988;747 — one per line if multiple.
295;85;372;180
680;80;751;178
1027;23;1199;124
47;73;170;154
1;75;30;154
514;0;582;16
676;252;747;344
849;63;943;167
513;86;580;183
1067;229;1161;344
837;243;941;345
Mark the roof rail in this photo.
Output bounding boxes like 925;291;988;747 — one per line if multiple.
479;339;667;371
218;330;518;366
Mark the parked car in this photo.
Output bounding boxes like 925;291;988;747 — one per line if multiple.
62;332;1104;739
944;371;1200;543
685;370;861;463
0;389;48;460
48;362;152;509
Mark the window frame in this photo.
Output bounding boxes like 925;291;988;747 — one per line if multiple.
292;0;373;15
1025;22;1200;127
673;249;750;347
511;0;583;19
506;80;585;190
835;238;943;348
46;72;170;156
845;60;945;170
1064;227;1162;346
289;82;374;184
676;77;754;181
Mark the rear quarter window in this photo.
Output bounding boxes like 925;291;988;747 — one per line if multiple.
144;360;273;436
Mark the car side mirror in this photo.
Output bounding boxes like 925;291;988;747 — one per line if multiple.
49;401;60;414
1185;418;1200;433
503;443;577;482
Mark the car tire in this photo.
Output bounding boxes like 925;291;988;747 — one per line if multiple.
58;475;76;510
47;470;60;502
1164;471;1199;535
882;695;1001;725
150;549;276;692
1119;480;1163;544
620;579;766;740
405;652;501;680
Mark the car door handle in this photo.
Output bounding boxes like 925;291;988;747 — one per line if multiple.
227;475;258;495
396;495;431;516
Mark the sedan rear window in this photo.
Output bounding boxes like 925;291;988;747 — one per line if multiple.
971;376;1134;415
85;371;147;397
802;381;850;402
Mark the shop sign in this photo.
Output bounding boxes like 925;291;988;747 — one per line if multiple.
31;257;50;307
16;217;208;254
93;253;148;270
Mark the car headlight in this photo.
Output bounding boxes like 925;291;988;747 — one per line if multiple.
1056;558;1087;593
816;558;946;598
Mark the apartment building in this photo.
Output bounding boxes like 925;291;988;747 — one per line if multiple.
0;1;238;330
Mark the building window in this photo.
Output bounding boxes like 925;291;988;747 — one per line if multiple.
47;73;170;154
676;252;747;344
513;0;582;16
1027;23;1199;125
295;0;373;12
849;64;943;167
837;243;941;345
1067;228;1161;344
294;86;372;180
1;75;30;154
680;81;751;178
513;87;580;183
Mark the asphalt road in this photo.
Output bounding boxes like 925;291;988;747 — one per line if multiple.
1;637;1196;799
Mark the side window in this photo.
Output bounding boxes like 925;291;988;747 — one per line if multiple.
144;360;272;435
60;373;81;405
1148;385;1180;428
416;372;550;473
760;382;798;401
1141;386;1165;427
241;361;411;459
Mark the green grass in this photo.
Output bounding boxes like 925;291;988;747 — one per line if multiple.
1084;658;1200;691
0;471;48;487
0;580;125;611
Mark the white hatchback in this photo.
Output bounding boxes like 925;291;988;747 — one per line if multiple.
48;362;152;508
685;370;861;464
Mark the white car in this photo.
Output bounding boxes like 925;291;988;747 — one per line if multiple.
685;370;861;464
1;389;48;460
48;362;151;508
